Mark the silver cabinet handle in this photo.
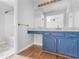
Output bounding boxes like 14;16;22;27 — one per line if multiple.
53;37;56;43
55;38;56;43
59;39;61;45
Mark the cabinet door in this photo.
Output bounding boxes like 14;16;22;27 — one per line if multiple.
43;33;56;52
57;38;78;57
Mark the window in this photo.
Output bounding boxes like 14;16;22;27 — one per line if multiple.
46;13;64;28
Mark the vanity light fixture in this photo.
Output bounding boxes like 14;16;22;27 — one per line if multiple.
38;0;61;7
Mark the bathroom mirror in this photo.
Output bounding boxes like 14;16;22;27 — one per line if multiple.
34;7;79;29
34;8;67;29
44;10;65;29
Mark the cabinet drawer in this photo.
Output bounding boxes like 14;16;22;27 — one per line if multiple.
51;32;65;37
65;32;79;38
43;32;50;35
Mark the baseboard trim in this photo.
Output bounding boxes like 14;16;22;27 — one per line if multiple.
34;43;42;46
17;43;33;54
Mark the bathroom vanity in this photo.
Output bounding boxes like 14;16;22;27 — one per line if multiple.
28;28;79;59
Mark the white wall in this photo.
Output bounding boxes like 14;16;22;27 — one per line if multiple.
0;12;5;41
18;25;34;51
34;34;43;46
74;11;79;28
0;0;15;7
34;11;45;28
68;11;79;28
18;0;34;28
17;0;34;51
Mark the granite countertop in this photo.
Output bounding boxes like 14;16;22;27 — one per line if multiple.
27;28;79;32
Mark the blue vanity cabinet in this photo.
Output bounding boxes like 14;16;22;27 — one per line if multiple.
43;32;57;52
28;31;79;59
57;37;78;57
